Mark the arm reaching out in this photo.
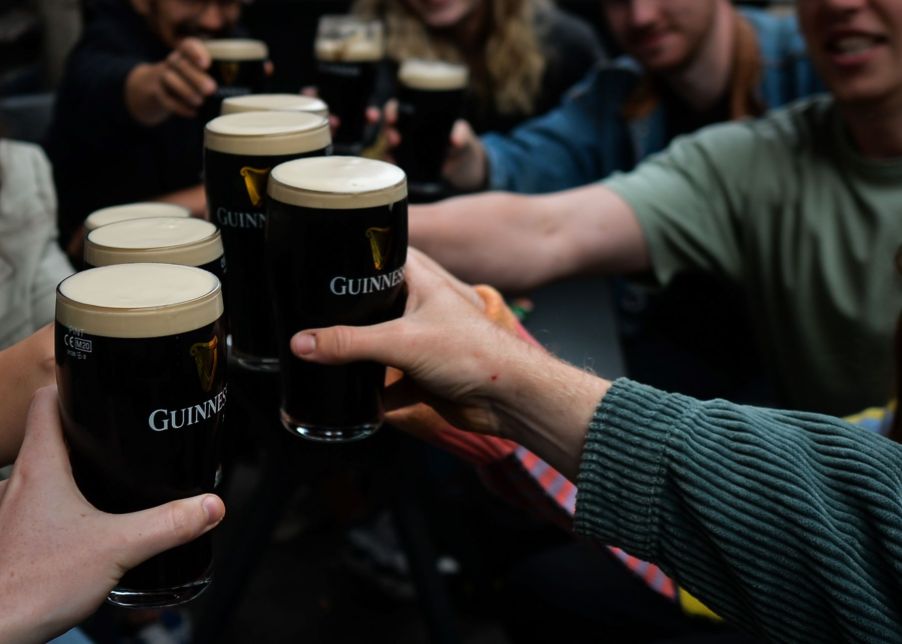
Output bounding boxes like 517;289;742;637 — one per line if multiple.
409;184;649;292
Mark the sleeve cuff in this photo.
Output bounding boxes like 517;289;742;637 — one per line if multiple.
574;378;695;561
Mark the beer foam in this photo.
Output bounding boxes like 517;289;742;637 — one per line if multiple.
85;203;191;232
203;38;268;61
399;60;468;91
315;37;383;62
221;94;329;118
268;156;406;209
205;111;331;156
85;218;223;268
57;264;223;338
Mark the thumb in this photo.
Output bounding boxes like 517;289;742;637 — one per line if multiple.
449;119;469;149
291;321;403;368
114;494;225;571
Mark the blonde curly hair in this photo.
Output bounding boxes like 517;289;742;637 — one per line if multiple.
352;0;548;117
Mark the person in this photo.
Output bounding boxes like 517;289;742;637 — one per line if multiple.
0;139;74;349
289;248;902;642
44;0;248;252
354;0;604;134
436;0;820;195
0;386;225;643
408;0;902;418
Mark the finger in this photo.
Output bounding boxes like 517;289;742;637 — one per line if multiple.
384;99;398;125
113;494;225;571
167;52;216;96
290;319;407;368
177;37;212;70
366;106;381;125
158;88;198;119
449;119;469;148
161;67;204;107
301;86;319;97
407;249;483;310
386;127;401;148
17;386;72;477
264;60;274;77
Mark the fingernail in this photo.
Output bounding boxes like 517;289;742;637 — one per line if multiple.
202;495;223;524
292;333;316;355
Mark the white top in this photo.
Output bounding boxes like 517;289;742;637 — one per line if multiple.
221;94;329;118
203;38;268;61
85;202;191;232
314;19;384;62
399;60;468;91
268;156;406;209
204;111;331;155
57;264;223;338
84;217;223;268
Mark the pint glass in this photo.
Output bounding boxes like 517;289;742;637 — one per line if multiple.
394;60;468;197
204;111;331;370
221;93;329;119
314;16;384;152
84;202;191;235
56;263;227;607
265;156;407;442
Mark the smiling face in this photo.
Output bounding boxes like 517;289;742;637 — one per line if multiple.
401;0;482;29
797;0;902;108
601;0;720;73
131;0;240;49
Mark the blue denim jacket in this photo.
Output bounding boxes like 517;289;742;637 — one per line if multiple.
484;9;824;194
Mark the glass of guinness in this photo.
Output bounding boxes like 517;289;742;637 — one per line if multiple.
84;217;226;285
221;93;330;120
266;156;407;442
202;38;269;120
314;16;384;153
55;263;227;607
394;60;468;199
204;111;331;371
84;202;191;235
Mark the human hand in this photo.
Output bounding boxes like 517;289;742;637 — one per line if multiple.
125;37;216;126
0;387;225;643
290;249;566;437
442;120;487;192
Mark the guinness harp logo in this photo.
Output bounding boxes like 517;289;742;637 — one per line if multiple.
240;166;270;207
219;61;240;86
366;227;392;271
190;336;219;392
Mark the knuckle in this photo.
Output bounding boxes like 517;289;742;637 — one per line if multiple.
164;502;196;541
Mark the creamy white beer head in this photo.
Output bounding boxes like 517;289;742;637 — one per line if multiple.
268;156;406;209
399;60;468;91
85;217;223;268
57;264;223;338
315;16;384;62
205;110;331;156
203;38;268;61
221;94;329;118
85;203;190;232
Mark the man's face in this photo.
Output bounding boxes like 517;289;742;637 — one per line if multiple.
601;0;719;73
402;0;482;30
798;0;902;108
132;0;241;49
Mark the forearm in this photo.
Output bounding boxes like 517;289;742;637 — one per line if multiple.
574;379;902;641
155;184;207;218
0;326;56;466
411;184;648;292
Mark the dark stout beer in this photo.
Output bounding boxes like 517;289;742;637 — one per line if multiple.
221;93;329;119
394;60;468;197
84;217;226;285
55;264;227;607
314;16;383;152
202;39;269;120
84;202;191;234
204;111;331;370
266;156;407;442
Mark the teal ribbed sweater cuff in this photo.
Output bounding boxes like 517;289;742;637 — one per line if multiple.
573;377;694;562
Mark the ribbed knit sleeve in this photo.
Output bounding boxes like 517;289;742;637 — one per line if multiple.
574;379;902;643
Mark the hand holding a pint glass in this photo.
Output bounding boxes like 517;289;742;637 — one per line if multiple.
125;37;217;126
289;248;597;440
0;386;225;643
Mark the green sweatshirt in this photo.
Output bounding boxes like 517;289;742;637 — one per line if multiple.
574;378;902;643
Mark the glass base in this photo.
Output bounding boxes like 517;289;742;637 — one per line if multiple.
280;409;380;443
107;576;211;609
231;349;280;373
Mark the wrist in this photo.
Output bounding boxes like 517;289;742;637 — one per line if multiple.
490;341;609;481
